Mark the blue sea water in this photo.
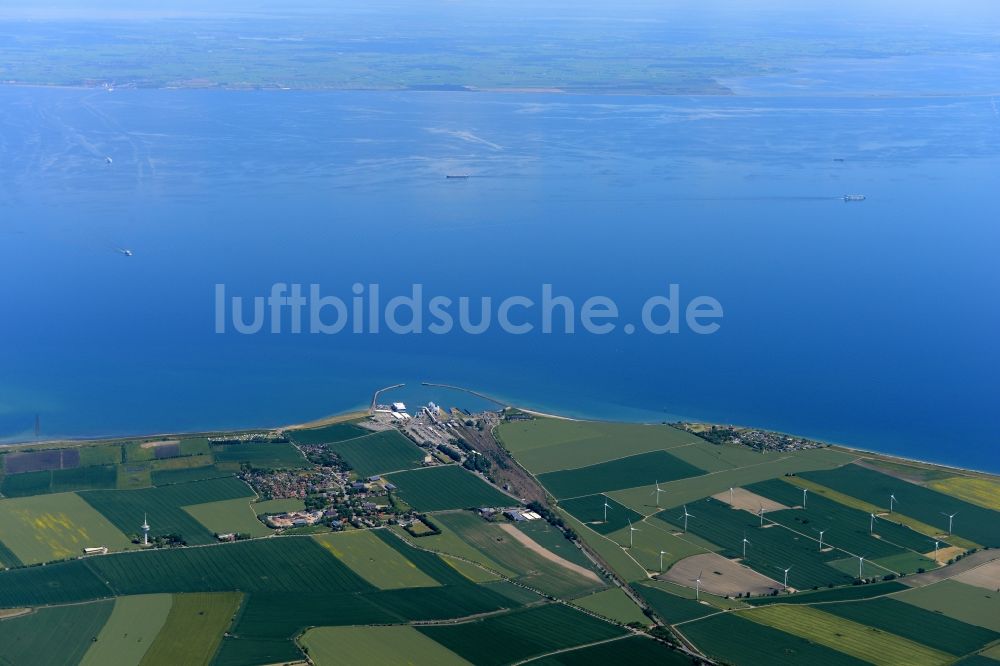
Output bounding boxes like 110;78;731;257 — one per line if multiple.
1;77;998;470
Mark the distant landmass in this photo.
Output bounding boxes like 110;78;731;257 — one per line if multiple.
1;2;997;93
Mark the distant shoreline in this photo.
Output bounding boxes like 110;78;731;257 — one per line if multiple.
4;382;996;478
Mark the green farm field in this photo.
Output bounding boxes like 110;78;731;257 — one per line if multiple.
740;604;953;665
636;584;719;624
138;592;242;666
556;507;649;583
323;430;426;477
654;497;855;589
896;580;1000;632
0;491;132;564
0;559;113;608
1;465;118;497
679;612;866;666
315;529;440;589
748;478;946;555
253;498;305;513
85;537;373;596
603;517;712;573
571;587;650;625
301;625;470;666
150;464;232;487
558;493;645;535
607;447;855;515
210;442;308;469
80;594;173;666
537;450;704;499
116;464;152;490
515;517;594;569
182;497;273;538
416;603;627;666
386;465;512;512
0;600;115;666
497;419;701;473
390;521;515;576
433;511;604;598
803;465;1000;546
745;580;908;605
529;635;692;665
81;477;256;546
819;597;1000;657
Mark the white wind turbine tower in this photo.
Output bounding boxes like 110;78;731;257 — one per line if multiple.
650;481;666;507
141;513;150;546
869;512;878;534
889;493;898;513
857;554;867;579
694;571;703;601
941;511;958;535
729;487;734;505
659;550;669;572
741;533;751;559
603;500;612;523
679;505;694;532
782;566;792;589
817;529;827;551
802;488;808;508
758;505;767;527
932;540;940;563
627;519;640;548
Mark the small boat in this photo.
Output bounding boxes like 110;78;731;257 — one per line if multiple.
117;248;134;257
842;194;866;202
105;156;113;165
445;174;470;179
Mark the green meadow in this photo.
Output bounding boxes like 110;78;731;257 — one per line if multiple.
315;530;441;589
80;594;173;666
386;466;512;512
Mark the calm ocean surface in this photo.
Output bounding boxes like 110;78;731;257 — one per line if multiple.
1;79;998;470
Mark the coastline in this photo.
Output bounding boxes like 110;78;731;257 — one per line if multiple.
4;383;997;477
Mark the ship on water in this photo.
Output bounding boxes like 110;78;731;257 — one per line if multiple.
843;194;866;202
445;174;470;179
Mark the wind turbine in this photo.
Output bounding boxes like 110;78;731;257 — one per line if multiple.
940;511;958;535
694;571;703;601
889;493;898;513
802;487;808;508
758;505;767;527
627;519;640;548
650;481;666;507
817;529;827;551
659;550;669;572
742;533;751;560
932;540;940;563
729;487;734;505
857;554;866;579
782;566;792;589
869;512;878;534
679;505;694;532
603;500;611;523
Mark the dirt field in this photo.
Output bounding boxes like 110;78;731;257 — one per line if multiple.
712;487;790;513
140;439;180;449
925;545;964;564
663;552;780;596
953;559;1000;591
497;523;602;583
